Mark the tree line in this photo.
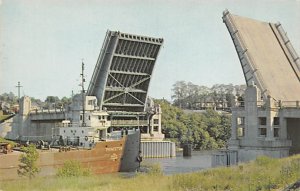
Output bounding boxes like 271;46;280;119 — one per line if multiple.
0;92;72;112
171;81;246;109
155;99;231;150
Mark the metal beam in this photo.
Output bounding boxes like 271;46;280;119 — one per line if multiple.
110;70;149;76
103;103;144;107
105;87;147;93
114;53;155;61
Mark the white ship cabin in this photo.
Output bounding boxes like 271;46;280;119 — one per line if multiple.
58;96;112;148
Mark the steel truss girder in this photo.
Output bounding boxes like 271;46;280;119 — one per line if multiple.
87;30;163;112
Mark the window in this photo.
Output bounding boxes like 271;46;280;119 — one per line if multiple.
259;128;267;136
259;117;267;125
274;128;279;137
237;127;245;137
274;117;280;126
88;100;94;105
237;117;245;137
153;119;159;124
259;117;267;137
237;117;245;125
80;115;83;120
88;116;91;120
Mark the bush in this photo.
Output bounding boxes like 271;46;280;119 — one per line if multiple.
56;160;91;177
17;144;40;179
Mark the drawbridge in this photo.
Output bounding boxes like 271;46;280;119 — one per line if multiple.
223;10;300;101
87;30;163;112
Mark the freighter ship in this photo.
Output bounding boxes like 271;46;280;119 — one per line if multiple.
0;30;164;180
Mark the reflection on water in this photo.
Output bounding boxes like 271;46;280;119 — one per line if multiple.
142;151;213;175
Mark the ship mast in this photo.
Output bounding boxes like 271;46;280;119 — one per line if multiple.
80;61;86;127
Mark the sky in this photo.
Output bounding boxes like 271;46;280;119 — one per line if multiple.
0;0;299;101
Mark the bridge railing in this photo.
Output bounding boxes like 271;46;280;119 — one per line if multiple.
278;101;300;108
30;108;65;114
257;101;265;107
233;100;300;109
111;120;148;126
55;122;80;128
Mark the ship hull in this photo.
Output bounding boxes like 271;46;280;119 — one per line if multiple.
0;132;140;180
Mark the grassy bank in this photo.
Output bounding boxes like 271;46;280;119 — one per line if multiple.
1;155;299;191
0;115;9;121
0;137;17;147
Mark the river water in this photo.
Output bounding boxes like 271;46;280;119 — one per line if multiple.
142;151;214;175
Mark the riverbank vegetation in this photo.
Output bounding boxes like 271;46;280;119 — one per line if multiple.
1;155;299;191
0;137;17;147
155;99;231;149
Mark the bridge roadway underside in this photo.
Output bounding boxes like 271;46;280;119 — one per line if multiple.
87;31;163;112
223;11;300;101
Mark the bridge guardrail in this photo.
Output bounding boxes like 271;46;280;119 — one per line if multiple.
30;108;65;114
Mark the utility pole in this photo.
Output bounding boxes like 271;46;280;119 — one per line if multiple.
80;60;86;127
15;81;22;102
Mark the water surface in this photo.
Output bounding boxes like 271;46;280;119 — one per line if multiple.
142;151;213;175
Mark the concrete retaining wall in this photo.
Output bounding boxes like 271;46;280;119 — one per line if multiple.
141;141;176;158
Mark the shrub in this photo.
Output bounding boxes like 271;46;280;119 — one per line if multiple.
17;144;40;179
56;160;91;177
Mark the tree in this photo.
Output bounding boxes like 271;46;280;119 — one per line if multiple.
154;99;231;150
171;81;188;108
18;144;40;179
44;96;60;109
171;81;246;110
60;96;72;106
0;92;18;105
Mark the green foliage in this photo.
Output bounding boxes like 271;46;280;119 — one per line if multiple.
155;99;231;149
18;144;40;179
145;163;163;176
171;81;246;109
172;155;300;191
255;155;276;166
0;137;18;147
2;155;300;191
0;92;18;105
56;160;91;177
0;115;6;121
